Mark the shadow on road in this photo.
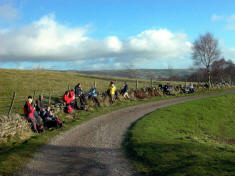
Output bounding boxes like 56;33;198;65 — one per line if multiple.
20;143;139;176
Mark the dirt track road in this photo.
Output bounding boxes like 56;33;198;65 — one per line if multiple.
19;90;235;176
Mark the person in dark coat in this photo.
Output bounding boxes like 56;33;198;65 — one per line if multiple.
74;83;86;110
36;94;45;117
121;82;129;99
42;106;63;128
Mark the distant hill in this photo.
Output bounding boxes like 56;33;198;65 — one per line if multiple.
76;69;195;80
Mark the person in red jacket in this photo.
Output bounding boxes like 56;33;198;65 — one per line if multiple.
63;91;74;114
69;89;75;108
24;96;38;133
63;91;72;104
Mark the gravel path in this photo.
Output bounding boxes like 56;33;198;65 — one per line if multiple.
19;90;235;176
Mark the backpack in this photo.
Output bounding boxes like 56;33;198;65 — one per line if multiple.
65;105;74;114
44;116;63;129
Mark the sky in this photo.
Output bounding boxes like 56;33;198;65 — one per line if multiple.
0;0;235;70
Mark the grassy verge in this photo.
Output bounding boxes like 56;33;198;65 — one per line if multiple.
0;88;234;176
124;93;235;176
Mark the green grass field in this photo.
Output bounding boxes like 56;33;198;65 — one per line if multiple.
0;68;233;176
0;68;164;115
0;68;183;176
124;93;235;176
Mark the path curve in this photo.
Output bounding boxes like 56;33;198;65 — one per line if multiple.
19;90;235;176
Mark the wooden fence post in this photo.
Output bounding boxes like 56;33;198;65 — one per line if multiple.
48;92;51;105
151;78;153;87
136;80;138;90
67;83;70;90
94;80;96;88
33;89;36;100
8;92;16;117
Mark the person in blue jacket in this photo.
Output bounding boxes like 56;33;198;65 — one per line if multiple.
88;87;101;107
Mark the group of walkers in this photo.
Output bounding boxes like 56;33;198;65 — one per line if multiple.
24;94;62;133
23;80;199;133
24;80;198;133
159;83;195;95
24;81;129;132
23;80;198;132
63;83;99;114
63;81;129;114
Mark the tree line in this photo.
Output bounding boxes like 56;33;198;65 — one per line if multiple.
168;32;235;85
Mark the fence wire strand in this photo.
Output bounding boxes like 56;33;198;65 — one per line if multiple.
0;79;160;115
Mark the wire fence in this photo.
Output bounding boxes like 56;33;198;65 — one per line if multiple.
0;78;162;116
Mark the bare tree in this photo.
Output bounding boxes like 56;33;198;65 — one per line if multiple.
211;58;227;83
224;61;235;84
192;32;221;87
212;58;235;84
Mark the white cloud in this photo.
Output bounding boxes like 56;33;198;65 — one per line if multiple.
0;14;192;69
226;15;235;30
222;47;235;62
219;40;235;63
18;66;24;70
0;4;19;21
211;14;224;22
105;36;122;52
211;14;235;31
